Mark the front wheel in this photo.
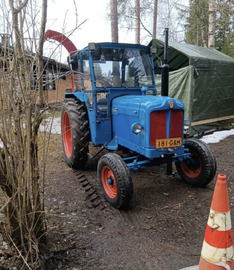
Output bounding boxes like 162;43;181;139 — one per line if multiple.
98;153;133;209
175;138;216;187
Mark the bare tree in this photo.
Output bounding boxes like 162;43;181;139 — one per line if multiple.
157;0;182;41
0;0;47;268
115;0;155;43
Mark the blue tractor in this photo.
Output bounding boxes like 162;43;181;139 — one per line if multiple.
56;31;216;209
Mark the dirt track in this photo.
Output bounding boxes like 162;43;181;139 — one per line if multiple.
41;133;234;270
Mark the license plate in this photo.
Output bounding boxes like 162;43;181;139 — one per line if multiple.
156;138;182;148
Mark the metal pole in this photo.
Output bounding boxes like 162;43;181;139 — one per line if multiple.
161;28;169;97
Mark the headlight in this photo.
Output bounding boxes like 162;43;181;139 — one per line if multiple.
184;119;191;131
132;123;143;134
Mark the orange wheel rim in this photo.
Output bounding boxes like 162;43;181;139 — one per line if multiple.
180;150;202;178
101;166;117;199
62;111;72;158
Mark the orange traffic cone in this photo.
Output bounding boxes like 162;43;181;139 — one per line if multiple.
198;174;234;269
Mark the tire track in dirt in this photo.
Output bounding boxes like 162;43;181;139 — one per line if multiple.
74;169;138;222
74;171;106;209
73;169;159;270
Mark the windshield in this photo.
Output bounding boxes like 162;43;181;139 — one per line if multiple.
92;48;154;88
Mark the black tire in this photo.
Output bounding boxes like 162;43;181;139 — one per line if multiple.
98;153;133;209
175;138;216;187
198;139;217;181
61;99;90;169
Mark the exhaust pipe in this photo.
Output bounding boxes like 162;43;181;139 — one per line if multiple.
161;28;169;97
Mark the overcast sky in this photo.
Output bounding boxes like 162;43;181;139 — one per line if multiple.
45;0;137;61
45;0;187;62
47;0;117;49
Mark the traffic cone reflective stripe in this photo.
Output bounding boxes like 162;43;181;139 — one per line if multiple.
207;210;232;232
198;174;234;269
205;210;233;249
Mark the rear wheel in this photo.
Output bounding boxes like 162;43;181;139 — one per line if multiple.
98;153;133;209
175;138;216;187
61;99;90;169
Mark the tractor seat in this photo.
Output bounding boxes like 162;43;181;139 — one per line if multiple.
97;98;108;112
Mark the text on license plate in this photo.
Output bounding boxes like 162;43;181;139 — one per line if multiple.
156;138;182;148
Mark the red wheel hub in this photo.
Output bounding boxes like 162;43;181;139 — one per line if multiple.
101;166;117;199
62;111;72;158
180;150;202;178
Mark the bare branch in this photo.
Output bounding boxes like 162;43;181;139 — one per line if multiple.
9;235;32;270
8;0;29;14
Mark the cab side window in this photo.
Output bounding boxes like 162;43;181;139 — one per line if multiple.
81;51;91;91
81;51;93;107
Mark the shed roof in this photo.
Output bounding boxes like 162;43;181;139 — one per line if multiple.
149;39;234;72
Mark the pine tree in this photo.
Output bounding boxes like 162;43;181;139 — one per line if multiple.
215;0;234;56
185;0;209;47
184;0;234;56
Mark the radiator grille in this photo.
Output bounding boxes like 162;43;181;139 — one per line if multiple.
170;110;183;138
150;110;183;147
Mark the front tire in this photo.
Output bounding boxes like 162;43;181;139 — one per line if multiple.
61;99;90;169
175;138;216;187
98;153;133;209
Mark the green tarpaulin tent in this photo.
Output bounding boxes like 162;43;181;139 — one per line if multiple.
149;39;234;136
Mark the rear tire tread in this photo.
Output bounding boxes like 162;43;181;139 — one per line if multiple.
61;99;90;169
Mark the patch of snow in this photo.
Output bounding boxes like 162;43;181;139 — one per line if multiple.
39;117;61;134
200;129;234;144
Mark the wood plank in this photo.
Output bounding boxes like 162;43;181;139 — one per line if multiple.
191;115;234;126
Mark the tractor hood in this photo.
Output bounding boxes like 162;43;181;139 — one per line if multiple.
111;95;185;158
112;95;184;115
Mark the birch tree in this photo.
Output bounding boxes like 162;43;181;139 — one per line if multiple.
208;0;216;47
135;0;140;43
152;0;158;38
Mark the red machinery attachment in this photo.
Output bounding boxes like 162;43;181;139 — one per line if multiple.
44;30;77;55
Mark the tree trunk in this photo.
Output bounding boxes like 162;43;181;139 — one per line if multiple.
152;0;158;39
33;0;48;241
201;25;208;47
208;0;215;48
135;0;140;43
110;0;118;42
194;0;208;47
